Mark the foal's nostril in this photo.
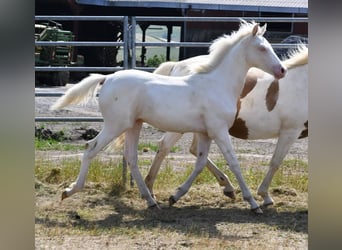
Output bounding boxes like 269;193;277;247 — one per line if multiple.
281;67;285;74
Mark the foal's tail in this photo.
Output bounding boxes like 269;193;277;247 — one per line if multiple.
153;61;177;75
50;74;106;110
105;133;126;152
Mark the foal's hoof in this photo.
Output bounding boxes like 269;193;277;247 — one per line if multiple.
223;190;236;200
169;196;177;206
262;201;274;208
61;191;68;201
251;206;263;214
148;204;161;210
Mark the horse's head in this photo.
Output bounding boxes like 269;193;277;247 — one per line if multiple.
245;23;287;79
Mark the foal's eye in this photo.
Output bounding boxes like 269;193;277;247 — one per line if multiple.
259;46;267;52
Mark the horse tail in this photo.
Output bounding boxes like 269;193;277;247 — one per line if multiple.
153;61;177;76
105;133;126;152
113;133;126;148
50;74;106;110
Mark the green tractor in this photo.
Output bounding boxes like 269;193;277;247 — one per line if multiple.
35;21;84;86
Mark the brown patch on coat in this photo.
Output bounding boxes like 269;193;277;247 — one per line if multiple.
236;99;241;114
240;68;264;98
229;99;248;139
228;69;264;140
298;121;308;139
229;98;249;139
265;80;279;111
240;76;257;98
229;118;249;139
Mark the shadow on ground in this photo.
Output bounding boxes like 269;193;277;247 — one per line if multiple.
36;188;307;240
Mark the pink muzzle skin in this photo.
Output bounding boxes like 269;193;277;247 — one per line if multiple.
273;65;287;79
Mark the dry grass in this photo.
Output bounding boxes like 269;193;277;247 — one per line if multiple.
35;151;308;249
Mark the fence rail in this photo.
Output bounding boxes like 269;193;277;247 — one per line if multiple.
35;15;127;21
35;15;308;123
35;117;103;122
134;16;308;22
35;41;124;46
35;66;124;72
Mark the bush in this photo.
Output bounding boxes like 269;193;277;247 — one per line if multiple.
146;54;166;67
35;126;66;141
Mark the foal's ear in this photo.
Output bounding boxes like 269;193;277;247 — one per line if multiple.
260;23;267;35
252;23;259;36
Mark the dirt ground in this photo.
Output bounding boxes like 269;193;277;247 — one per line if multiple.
35;85;308;249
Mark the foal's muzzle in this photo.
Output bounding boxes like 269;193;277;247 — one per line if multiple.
273;65;287;79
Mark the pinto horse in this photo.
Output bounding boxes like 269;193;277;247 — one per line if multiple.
51;21;286;213
136;45;307;207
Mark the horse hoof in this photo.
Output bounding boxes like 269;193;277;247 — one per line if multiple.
251;207;263;214
169;196;177;206
223;190;236;200
61;191;68;201
262;201;274;208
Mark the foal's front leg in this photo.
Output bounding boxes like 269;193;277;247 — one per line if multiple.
212;130;262;213
169;133;211;205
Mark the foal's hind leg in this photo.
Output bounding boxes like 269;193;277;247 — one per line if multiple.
257;130;300;207
124;121;159;209
145;132;183;197
189;134;236;199
62;124;119;200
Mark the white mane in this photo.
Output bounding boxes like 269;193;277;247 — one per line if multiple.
192;20;265;74
283;44;308;69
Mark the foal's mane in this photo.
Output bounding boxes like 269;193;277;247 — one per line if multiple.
191;21;263;74
283;44;308;69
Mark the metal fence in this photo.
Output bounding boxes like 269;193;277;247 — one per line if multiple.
35;16;129;72
35;15;308;123
131;16;308;70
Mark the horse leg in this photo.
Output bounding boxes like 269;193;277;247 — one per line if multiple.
62;123;119;200
257;130;300;207
124;121;159;209
169;133;211;206
206;158;236;199
212;130;262;213
145;132;183;198
189;134;236;199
